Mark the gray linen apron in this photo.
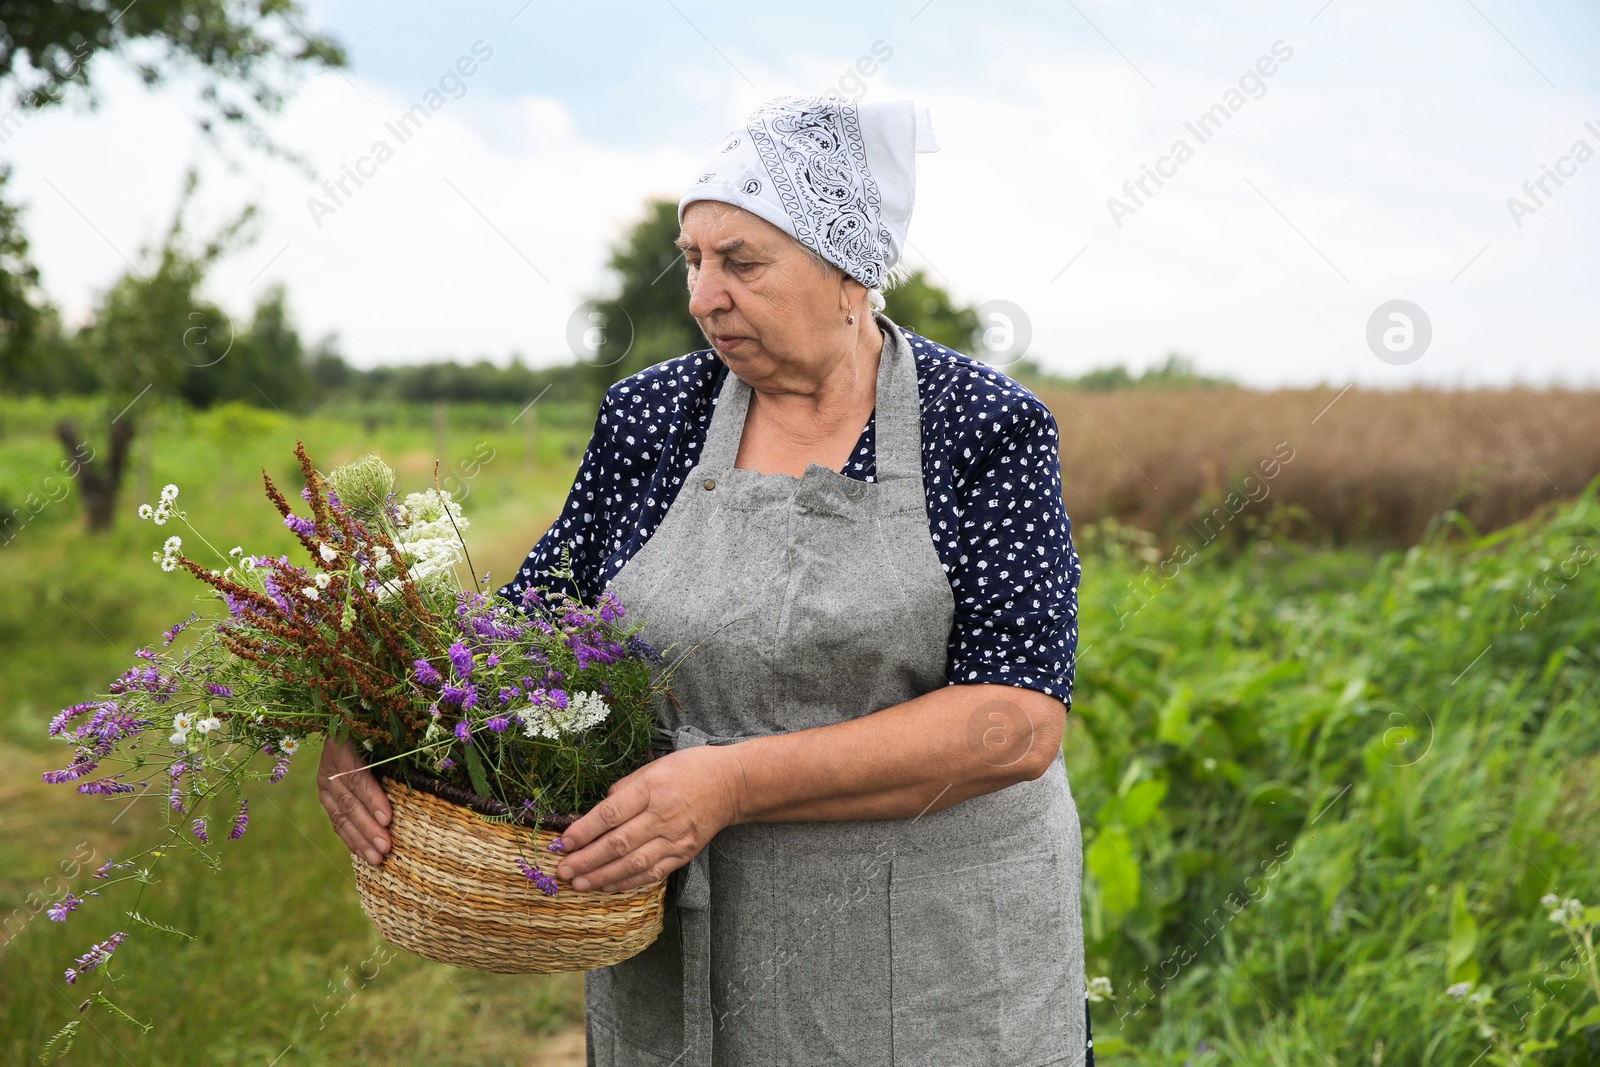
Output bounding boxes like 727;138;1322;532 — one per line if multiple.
586;311;1087;1067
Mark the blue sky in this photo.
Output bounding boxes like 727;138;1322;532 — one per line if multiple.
7;0;1599;385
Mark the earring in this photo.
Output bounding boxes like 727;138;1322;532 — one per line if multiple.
846;313;855;325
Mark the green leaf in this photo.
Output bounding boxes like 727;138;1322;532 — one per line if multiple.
1447;885;1479;984
125;909;196;941
38;1020;80;1063
1087;826;1141;919
1156;685;1196;746
462;741;491;799
1119;778;1168;828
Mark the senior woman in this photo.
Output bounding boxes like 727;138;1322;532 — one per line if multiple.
318;95;1090;1066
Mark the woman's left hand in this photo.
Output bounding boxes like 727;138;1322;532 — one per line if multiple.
553;744;743;893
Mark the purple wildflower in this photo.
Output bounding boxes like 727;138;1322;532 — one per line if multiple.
515;857;560;896
168;761;187;811
65;931;127;983
192;818;208;842
438;757;455;771
47;702;97;738
547;837;565;854
496;685;522;706
47;894;84;922
204;682;234;698
134;646;158;661
229;798;249;840
485;653;501;667
161;614;195;646
485;715;510;734
42;756;99;785
625;633;664;665
414;660;443;687
453;721;472;745
268;755;291;784
448;641;474;680
596;590;625;623
440;684;477;710
283;514;316;537
77;775;135;795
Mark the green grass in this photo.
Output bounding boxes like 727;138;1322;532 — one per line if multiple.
2;396;1598;1065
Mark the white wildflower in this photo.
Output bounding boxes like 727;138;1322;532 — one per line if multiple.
1086;976;1114;1003
160;483;179;503
152;505;168;525
173;713;194;732
516;690;611;740
1446;981;1472;1000
137;504;154;520
302;586;320;601
314;572;331;589
195;716;222;735
229;546;243;558
169;730;189;746
319;543;338;563
280;737;299;756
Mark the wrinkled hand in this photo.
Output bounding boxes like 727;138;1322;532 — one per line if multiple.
555;745;742;893
318;735;392;866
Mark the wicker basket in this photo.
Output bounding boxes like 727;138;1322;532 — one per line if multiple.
350;774;666;973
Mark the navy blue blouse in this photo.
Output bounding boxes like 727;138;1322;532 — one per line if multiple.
495;326;1082;708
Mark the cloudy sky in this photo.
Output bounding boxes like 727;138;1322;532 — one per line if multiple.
6;0;1599;386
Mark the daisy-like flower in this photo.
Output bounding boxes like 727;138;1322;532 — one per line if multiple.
229;546;243;557
280;736;299;756
137;504;154;520
160;483;179;502
319;543;338;562
195;716;222;736
314;572;331;589
302;586;320;601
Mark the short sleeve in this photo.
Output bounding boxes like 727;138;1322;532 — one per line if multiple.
494;399;614;608
944;399;1081;707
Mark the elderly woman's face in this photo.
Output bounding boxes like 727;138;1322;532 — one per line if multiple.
678;200;862;385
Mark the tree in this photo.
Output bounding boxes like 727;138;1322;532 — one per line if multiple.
581;200;704;405
0;0;347;376
879;269;980;354
178;282;313;411
60;167;257;531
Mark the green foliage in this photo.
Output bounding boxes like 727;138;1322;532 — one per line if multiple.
1071;475;1600;1063
2;395;1597;1063
1010;351;1237;394
581;200;705;404
880;269;979;353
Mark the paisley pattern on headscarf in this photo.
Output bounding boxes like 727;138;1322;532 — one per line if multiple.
749;97;893;289
679;94;938;295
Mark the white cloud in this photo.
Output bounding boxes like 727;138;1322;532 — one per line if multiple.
5;5;1598;388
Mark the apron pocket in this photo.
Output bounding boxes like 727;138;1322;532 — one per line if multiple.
888;831;1074;1067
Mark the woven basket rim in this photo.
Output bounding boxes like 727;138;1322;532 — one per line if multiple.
376;766;581;831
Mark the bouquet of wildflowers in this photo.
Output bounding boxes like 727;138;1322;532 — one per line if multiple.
38;444;673;1058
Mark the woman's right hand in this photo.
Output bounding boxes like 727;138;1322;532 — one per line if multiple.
317;735;392;866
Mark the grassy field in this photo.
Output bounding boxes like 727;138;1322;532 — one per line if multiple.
2;391;1598;1064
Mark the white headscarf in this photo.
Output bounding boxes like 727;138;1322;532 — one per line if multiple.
678;95;940;296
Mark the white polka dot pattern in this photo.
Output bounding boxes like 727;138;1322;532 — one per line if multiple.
495;327;1082;708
